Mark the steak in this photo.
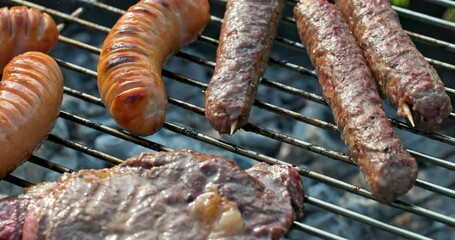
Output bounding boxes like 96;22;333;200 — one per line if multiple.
1;149;304;239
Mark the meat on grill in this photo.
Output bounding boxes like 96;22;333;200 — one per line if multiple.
205;0;285;135
336;0;452;133
0;149;304;240
0;52;64;180
0;6;58;71
97;0;210;136
294;0;418;203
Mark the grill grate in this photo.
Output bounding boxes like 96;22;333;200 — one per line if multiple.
1;0;454;239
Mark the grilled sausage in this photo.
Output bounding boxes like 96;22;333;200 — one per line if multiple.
336;0;452;133
97;0;210;136
0;6;58;71
205;0;285;135
294;0;418;203
0;51;63;180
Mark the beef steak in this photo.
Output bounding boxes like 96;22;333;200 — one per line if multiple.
1;149;304;239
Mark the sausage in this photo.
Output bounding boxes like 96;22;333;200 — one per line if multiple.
294;0;418;203
205;0;285;135
0;51;63;180
97;0;210;136
0;6;58;71
336;0;452;133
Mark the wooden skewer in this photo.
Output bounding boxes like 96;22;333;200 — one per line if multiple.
230;120;238;135
402;103;415;127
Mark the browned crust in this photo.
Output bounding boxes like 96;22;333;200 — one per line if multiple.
336;0;452;133
205;0;285;134
294;0;417;203
97;0;210;136
0;52;63;179
0;6;58;71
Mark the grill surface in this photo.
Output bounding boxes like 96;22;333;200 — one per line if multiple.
0;0;454;239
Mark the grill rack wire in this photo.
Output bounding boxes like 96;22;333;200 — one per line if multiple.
0;0;454;239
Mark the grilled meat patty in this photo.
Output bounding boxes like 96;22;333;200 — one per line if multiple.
294;0;418;203
0;149;304;240
336;0;452;133
205;0;285;135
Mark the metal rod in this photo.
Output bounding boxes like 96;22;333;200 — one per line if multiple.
306;196;431;240
291;222;348;240
47;134;124;165
27;155;73;174
392;5;455;31
59;110;174;153
7;0;111;33
3;175;33;188
422;0;455;8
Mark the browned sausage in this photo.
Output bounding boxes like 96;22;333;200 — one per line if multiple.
294;0;417;203
336;0;452;133
205;0;285;135
0;51;64;180
0;6;58;71
97;0;210;136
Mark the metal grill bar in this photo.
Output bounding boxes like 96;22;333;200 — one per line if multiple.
3;175;33;188
392;4;455;31
27;155;73;174
305;196;432;240
422;0;455;8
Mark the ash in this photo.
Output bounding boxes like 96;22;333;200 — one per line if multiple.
1;1;454;239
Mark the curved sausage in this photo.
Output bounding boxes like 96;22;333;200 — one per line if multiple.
294;0;417;203
97;0;210;136
0;6;58;71
205;0;285;135
336;0;452;133
0;51;64;180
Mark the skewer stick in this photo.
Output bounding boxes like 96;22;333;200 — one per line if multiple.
230;120;238;135
402;103;415;127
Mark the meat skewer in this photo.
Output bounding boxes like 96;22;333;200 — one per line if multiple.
0;6;58;71
0;52;64;180
205;0;285;135
336;0;452;133
97;0;210;136
294;0;418;203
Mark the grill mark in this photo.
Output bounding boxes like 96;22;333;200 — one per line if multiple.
159;0;170;9
105;56;137;70
109;42;138;51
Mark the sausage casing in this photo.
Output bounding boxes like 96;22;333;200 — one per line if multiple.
0;51;63;179
0;6;58;71
336;0;452;133
97;0;210;136
294;0;418;203
205;0;285;135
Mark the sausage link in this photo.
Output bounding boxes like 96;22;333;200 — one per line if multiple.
0;6;58;71
205;0;284;135
336;0;452;133
0;51;63;179
294;0;417;203
97;0;210;136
